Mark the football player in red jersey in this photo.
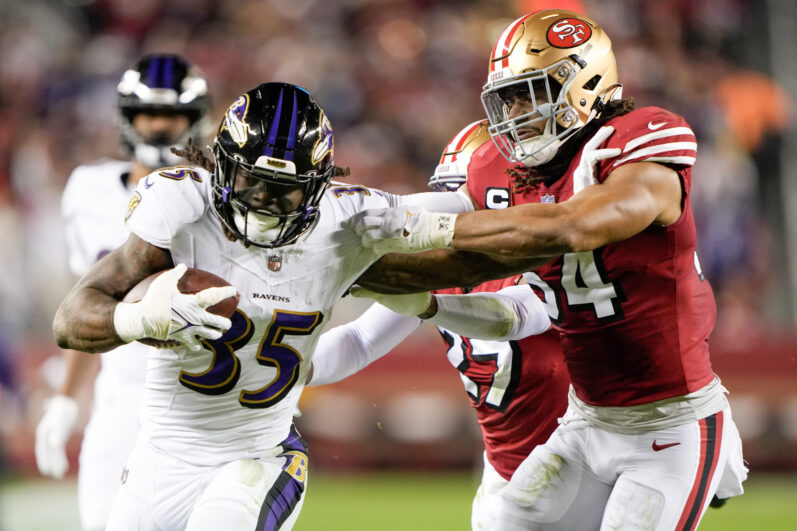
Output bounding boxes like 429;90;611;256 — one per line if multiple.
351;10;747;530
307;120;568;531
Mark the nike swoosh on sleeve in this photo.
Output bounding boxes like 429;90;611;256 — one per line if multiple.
647;121;667;130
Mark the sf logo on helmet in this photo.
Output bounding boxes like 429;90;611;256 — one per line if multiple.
220;94;253;147
547;18;592;48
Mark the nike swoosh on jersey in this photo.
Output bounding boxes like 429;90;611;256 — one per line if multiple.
652;440;681;451
647;121;667;130
144;176;155;188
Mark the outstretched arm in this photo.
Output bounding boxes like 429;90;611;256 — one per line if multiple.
351;281;551;341
352;160;683;261
451;162;682;258
357;249;552;293
308;303;421;386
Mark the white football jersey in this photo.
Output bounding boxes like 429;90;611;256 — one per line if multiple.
125;167;387;465
61;159;147;402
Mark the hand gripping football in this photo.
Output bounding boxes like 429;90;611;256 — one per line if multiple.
122;267;239;347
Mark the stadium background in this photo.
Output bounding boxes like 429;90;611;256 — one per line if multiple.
1;0;796;528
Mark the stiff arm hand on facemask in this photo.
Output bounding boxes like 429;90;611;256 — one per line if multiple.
113;264;236;351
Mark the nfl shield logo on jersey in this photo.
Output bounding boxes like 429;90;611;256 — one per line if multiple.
120;466;129;484
541;194;556;204
268;255;282;272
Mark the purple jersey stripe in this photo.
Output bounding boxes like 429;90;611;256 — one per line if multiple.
265;479;299;531
256;469;303;530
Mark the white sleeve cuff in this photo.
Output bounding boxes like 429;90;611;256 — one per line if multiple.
428;284;550;341
390;190;475;214
309;303;422;386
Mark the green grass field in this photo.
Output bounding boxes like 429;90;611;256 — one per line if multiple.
2;472;795;530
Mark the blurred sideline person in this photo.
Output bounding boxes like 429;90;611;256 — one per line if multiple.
307;120;569;531
351;10;747;530
35;53;210;531
51;82;479;531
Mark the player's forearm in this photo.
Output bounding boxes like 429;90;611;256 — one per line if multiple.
58;349;102;396
53;286;124;353
451;204;576;258
358;250;546;293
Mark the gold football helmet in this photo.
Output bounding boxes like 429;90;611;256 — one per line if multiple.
481;10;620;166
428;120;491;192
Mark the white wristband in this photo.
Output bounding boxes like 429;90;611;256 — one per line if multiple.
113;302;146;343
427;212;457;249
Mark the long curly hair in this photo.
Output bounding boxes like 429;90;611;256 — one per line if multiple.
509;98;636;193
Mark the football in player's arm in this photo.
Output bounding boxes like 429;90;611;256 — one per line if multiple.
350;10;748;530
36;54;210;531
51;82;480;531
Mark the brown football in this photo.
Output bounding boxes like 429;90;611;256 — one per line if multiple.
122;267;239;348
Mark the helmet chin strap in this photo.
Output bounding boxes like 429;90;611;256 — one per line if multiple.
515;109;560;167
517;138;560;167
232;204;303;246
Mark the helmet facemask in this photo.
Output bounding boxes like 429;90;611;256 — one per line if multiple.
212;142;332;249
482;57;582;167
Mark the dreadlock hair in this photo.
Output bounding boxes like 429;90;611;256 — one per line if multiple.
170;139;352;178
510;98;636;193
171;138;215;171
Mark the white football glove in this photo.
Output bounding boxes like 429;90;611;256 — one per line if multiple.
35;395;79;479
572;125;621;195
350;286;433;317
113;264;236;351
348;205;456;255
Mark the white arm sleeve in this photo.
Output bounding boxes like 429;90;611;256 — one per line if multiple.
309;303;422;386
428;284;551;341
382;189;475;213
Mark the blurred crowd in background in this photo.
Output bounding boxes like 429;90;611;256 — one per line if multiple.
0;0;795;478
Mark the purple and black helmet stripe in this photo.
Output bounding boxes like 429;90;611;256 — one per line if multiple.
145;55;177;89
262;87;299;162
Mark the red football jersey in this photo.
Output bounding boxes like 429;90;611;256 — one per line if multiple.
466;107;716;407
434;277;569;480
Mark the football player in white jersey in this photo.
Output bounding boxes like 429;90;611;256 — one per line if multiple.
52;82;480;531
35;54;211;531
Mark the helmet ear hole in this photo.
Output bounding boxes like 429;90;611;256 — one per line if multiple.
582;75;602;91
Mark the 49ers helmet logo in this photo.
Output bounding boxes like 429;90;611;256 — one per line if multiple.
546;18;592;48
